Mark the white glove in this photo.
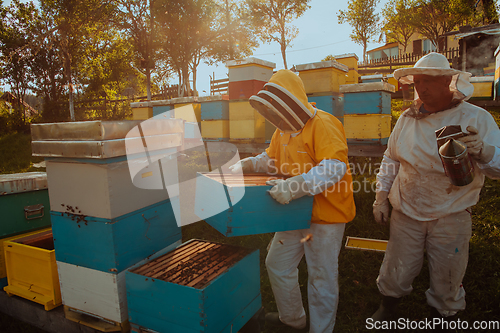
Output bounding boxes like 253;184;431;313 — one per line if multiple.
266;175;309;205
458;126;495;164
229;157;254;174
373;191;390;225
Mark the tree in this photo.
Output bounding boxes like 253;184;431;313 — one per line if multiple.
155;0;217;97
115;0;156;101
322;55;336;61
245;0;311;69
38;0;115;120
0;0;38;129
210;0;258;62
381;0;415;53
338;0;380;62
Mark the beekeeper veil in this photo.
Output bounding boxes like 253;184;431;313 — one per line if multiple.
249;69;315;133
393;52;474;102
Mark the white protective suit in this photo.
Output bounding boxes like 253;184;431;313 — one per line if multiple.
376;99;500;316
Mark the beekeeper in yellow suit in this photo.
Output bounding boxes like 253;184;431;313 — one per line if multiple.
230;69;356;333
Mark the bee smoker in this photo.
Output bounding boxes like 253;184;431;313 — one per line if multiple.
438;138;475;186
435;125;474;187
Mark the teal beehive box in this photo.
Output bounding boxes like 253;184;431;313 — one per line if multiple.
308;92;344;121
126;239;262;333
195;173;313;237
51;198;181;274
0;172;52;238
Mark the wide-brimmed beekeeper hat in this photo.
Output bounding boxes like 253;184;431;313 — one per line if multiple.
249;69;315;133
393;52;473;101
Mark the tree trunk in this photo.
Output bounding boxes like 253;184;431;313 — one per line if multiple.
280;31;288;69
66;53;75;121
363;41;367;63
146;66;151;101
192;67;197;96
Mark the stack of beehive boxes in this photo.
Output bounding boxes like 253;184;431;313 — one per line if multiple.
199;95;230;142
0;173;52;298
334;53;359;85
227;58;276;143
340;82;395;146
30;120;184;331
295;60;349;122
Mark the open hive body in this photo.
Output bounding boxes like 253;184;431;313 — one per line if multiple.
3;230;61;310
195;173;313;237
126;239;261;333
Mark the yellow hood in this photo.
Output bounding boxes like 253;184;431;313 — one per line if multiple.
268;69;316;115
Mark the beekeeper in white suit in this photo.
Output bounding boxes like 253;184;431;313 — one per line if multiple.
372;52;500;321
230;69;355;333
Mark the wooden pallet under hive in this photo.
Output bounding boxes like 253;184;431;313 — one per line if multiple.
126;239;262;333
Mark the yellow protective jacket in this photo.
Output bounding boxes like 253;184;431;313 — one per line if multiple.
264;70;355;223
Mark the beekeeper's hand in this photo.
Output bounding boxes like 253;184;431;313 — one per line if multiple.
373;191;390;225
229;158;254;174
266;175;309;205
458;126;495;164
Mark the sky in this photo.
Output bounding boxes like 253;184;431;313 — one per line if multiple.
196;0;390;96
2;0;390;97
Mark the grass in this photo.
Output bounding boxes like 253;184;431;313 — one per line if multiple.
0;104;499;332
0;133;45;175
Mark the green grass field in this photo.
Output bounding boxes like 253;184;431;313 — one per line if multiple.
0;105;499;333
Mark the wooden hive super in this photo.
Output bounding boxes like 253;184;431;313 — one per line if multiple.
126;239;261;333
195;173;313;237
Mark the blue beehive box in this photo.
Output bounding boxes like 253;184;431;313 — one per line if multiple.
195;173;313;237
200;100;230;121
51;199;181;274
153;104;174;117
342;82;394;115
308;93;344;122
126;239;262;333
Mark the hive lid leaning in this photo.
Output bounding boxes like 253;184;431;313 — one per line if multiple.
0;172;48;195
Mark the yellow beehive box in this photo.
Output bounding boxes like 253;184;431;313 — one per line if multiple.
296;60;349;94
131;107;152;120
230;119;266;143
229;100;266;142
0;227;52;280
131;101;153;120
201;120;230;140
335;53;359;85
470;77;494;99
174;103;201;122
229;100;260;121
3;229;61;311
343;114;391;145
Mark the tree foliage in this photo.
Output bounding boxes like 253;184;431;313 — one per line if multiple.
338;0;380;63
381;0;415;53
245;0;310;69
0;0;39;129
